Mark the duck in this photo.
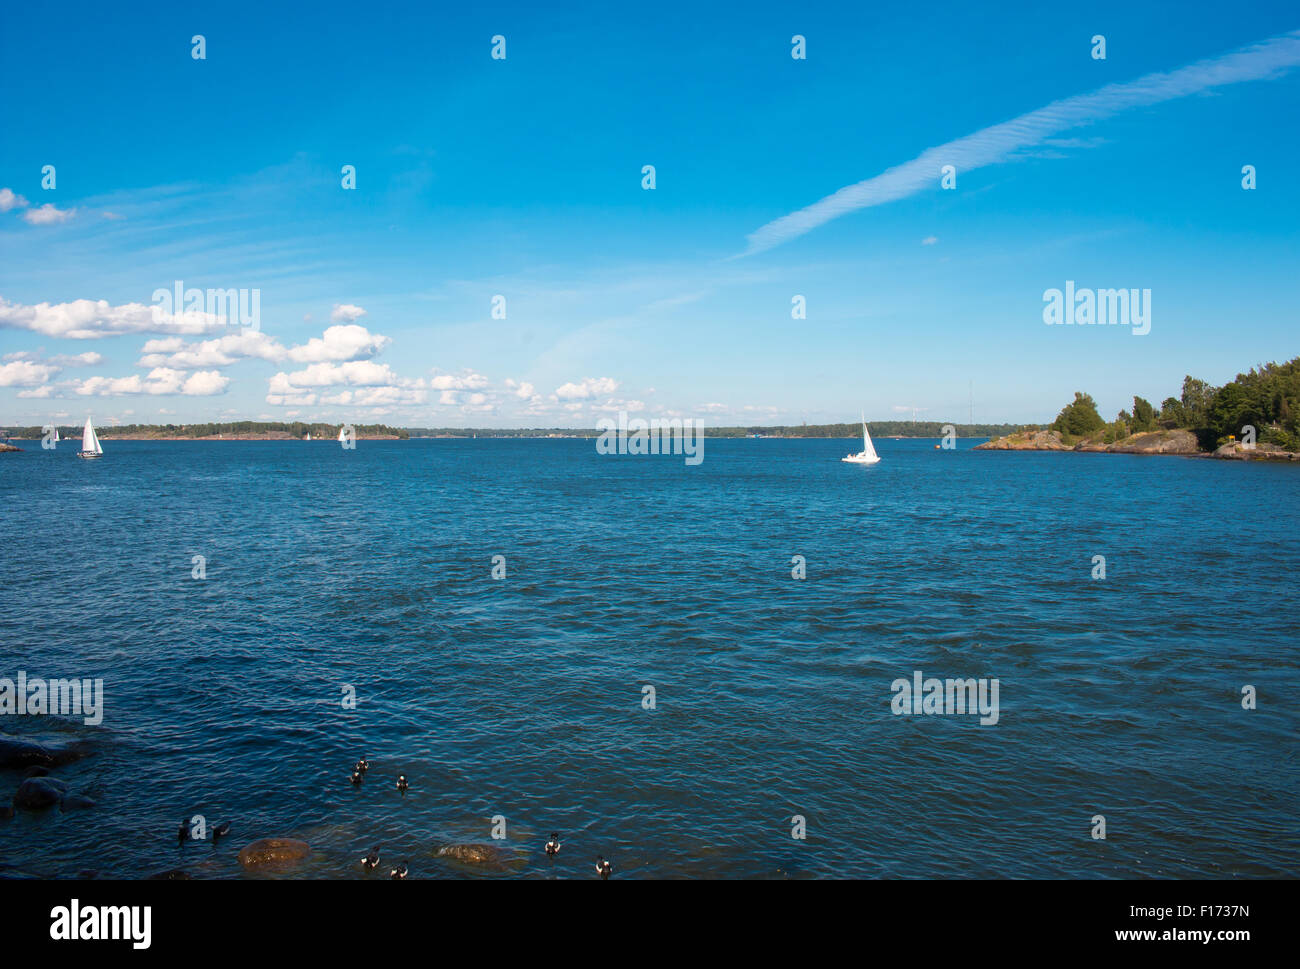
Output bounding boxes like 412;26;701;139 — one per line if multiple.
545;833;561;858
595;855;612;879
212;821;231;844
361;847;381;870
177;820;189;844
355;757;370;775
350;769;363;786
396;774;408;794
390;862;408;879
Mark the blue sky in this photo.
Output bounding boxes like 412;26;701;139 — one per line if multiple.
2;0;1298;428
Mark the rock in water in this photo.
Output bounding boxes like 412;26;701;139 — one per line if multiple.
237;838;312;869
0;738;91;769
147;869;192;880
13;776;68;810
433;843;510;869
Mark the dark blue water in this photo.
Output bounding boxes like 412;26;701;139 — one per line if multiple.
1;438;1297;878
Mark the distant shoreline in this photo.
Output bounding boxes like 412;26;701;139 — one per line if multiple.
4;433;979;442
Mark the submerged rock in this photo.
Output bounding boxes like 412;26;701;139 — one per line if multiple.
147;869;192;880
22;766;49;778
238;838;312;869
0;737;91;769
61;794;97;811
13;776;68;810
433;843;512;869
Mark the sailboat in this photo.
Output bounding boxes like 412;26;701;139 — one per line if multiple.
78;417;103;460
337;426;347;443
842;413;881;465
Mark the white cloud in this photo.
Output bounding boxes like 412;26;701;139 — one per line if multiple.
0;360;58;386
22;203;77;226
16;385;54;398
274;360;416;388
0;188;29;212
330;303;367;323
504;378;536;399
287;324;390;363
266;360;425;407
554;376;618;400
921;236;939;246
50;351;103;367
0;296;231;339
74;368;230;397
138;329;287;368
742;29;1300;255
429;369;489;391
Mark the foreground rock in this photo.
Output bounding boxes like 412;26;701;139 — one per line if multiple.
13;776;68;810
432;843;513;869
975;429;1070;451
1076;429;1200;455
0;443;20;453
0;737;91;770
1212;441;1300;462
238;838;312;869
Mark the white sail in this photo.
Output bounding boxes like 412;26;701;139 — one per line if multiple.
861;413;878;461
82;418;102;454
53;428;59;442
337;427;346;442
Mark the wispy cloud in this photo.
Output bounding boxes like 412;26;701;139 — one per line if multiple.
742;29;1300;256
23;203;77;226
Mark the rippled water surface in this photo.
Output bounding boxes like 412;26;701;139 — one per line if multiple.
1;438;1297;878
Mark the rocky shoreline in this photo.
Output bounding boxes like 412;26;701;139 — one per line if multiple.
976;428;1300;461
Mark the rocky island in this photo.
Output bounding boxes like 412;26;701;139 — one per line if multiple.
978;359;1300;462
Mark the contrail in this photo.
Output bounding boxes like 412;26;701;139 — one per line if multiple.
741;29;1300;256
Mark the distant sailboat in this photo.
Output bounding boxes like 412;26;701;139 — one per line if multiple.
53;427;60;443
842;412;881;465
337;427;347;443
305;432;312;441
78;417;103;460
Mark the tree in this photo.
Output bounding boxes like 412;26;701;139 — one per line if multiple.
1132;396;1156;432
1159;397;1186;428
1051;392;1105;437
1180;376;1217;427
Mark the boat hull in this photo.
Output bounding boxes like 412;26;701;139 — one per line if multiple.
842;453;881;464
77;451;102;459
